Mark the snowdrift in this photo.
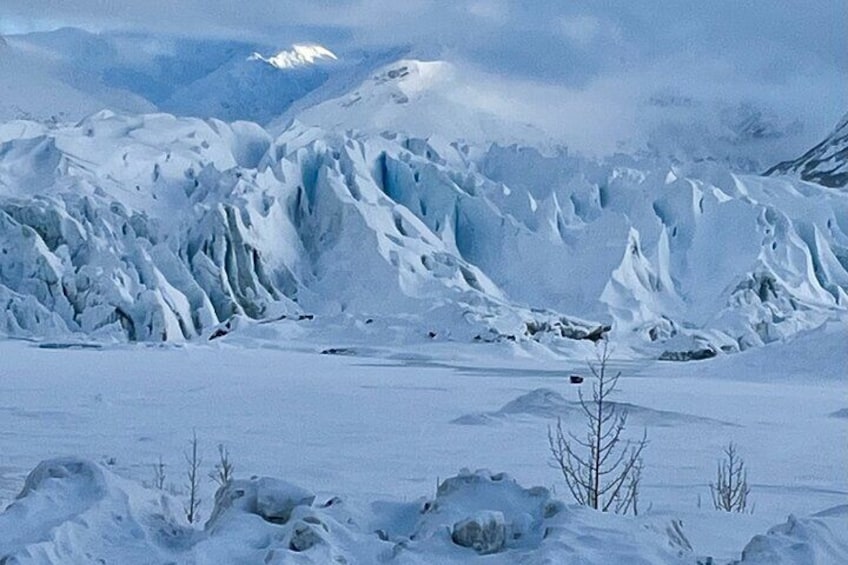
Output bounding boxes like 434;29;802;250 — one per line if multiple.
736;506;848;564
2;458;845;564
0;111;845;353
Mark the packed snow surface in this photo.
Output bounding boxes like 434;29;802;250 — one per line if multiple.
0;330;845;563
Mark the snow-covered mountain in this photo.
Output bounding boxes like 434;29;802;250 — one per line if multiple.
0;29;157;123
766;112;848;188
272;59;549;146
0;27;834;168
0;29;370;126
0;110;844;355
161;50;335;124
249;44;338;70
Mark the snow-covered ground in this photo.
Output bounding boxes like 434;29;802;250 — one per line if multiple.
0;322;845;562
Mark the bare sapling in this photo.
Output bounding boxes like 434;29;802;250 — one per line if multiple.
184;430;202;524
152;455;166;490
710;442;751;513
210;443;234;487
548;339;648;515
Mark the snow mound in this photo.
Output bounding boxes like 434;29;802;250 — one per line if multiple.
410;469;559;556
206;476;316;530
0;459;688;564
735;506;848;564
0;457;192;564
403;468;692;562
249;44;338;70
3;459;846;564
452;388;731;427
766;112;848;188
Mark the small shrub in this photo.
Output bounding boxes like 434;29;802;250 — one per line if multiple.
184;430;202;523
709;442;751;513
210;443;234;487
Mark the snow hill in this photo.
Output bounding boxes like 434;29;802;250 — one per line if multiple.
767;112;848;188
0;110;845;355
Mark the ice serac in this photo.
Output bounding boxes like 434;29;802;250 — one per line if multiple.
0;111;845;352
766;112;848;188
0;112;598;343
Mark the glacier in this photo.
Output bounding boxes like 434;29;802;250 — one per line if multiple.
0;108;845;355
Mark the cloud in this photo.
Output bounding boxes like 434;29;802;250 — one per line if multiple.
2;2;844;79
0;1;844;158
558;15;608;47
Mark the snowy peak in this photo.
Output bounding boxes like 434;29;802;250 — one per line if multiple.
319;58;453;107
766;111;848;188
288;58;549;145
249;44;338;70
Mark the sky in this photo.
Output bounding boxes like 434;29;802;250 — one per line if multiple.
0;1;845;158
1;1;844;76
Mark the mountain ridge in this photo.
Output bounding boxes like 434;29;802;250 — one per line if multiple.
766;112;848;188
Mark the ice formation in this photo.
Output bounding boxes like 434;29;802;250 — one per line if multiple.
0;109;844;355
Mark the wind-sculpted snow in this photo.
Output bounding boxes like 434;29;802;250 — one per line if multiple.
451;388;732;427
0;459;687;563
736;506;848;565
0;111;845;352
3;459;845;563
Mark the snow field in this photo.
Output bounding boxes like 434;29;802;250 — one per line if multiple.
0;329;845;562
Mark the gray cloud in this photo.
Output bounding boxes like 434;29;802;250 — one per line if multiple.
2;1;844;71
1;1;845;157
